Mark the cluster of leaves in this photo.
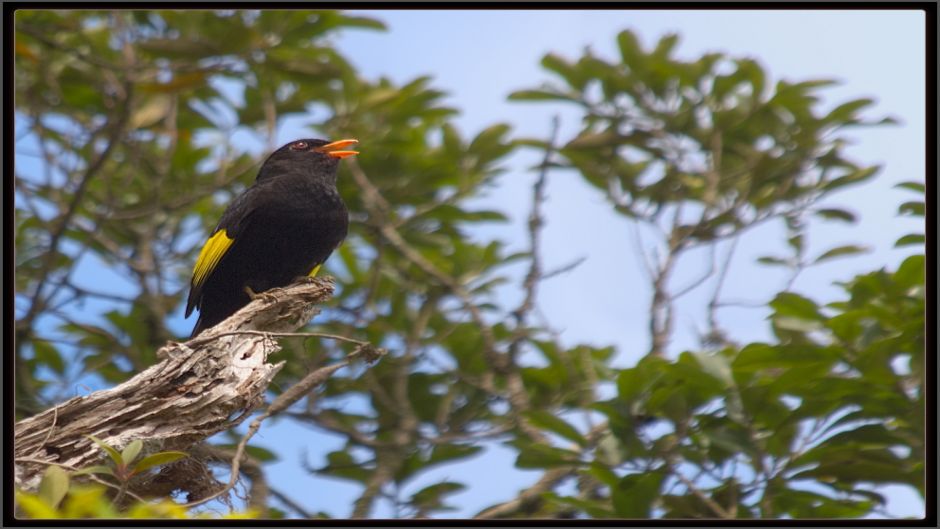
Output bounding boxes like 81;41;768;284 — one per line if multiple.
551;251;924;518
14;13;924;520
17;469;255;519
79;436;188;493
500;30;924;518
513;30;890;229
16;439;203;519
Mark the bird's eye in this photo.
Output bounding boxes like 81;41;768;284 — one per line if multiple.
290;141;308;151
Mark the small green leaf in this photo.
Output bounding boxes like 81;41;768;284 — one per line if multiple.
515;443;583;469
825;98;875;123
409;481;465;509
617;30;644;65
814;208;857;223
771;292;823;320
824;166;880;191
524;411;587;447
813;244;869;264
756;255;791;267
131;451;188;474
692;351;735;389
541;53;586;90
894;181;925;193
86;435;122;466
121;440;143;466
612;471;665;517
507;89;574;102
38;466;70;509
32;341;65;374
895;233;925;247
898;201;925;217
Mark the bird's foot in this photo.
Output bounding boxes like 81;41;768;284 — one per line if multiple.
244;285;278;303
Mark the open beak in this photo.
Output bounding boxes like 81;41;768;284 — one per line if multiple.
314;138;359;159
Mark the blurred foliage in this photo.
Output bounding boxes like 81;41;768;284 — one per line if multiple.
17;468;257;519
14;12;924;521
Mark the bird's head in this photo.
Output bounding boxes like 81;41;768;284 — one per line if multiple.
257;138;359;182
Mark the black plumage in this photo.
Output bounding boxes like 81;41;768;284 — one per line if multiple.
186;138;357;337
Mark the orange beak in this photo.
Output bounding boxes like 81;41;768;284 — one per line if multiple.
314;138;359;159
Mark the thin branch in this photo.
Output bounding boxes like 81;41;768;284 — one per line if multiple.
671;244;716;301
540;256;587;281
16;74;134;353
508;115;560;358
180;343;384;510
474;467;574;519
705;235;741;345
673;468;731;519
269;487;314;519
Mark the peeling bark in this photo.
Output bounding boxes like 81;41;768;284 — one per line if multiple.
14;277;336;494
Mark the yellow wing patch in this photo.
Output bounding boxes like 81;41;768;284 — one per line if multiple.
192;229;235;288
308;263;322;277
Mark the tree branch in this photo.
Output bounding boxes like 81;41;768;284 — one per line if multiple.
14;277;383;505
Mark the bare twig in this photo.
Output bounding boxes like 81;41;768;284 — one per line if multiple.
474;467;574;519
269;487;314;519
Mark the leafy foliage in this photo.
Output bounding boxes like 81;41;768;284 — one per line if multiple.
14;13;923;520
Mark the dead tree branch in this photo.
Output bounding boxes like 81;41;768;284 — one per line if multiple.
13;277;381;504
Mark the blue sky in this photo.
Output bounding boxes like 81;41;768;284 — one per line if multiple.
253;9;926;518
16;9;926;519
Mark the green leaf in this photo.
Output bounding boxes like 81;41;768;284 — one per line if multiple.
692;351;735;389
121;440;143;466
587;461;620;488
814;208;857;223
541;53;586;90
427;443;483;467
524;411;587;447
756;255;791;267
894;254;925;289
32;340;65;375
38;466;70;509
612;471;665;517
894;181;925;193
894;233;925;247
898;201;925;217
515;443;583;469
770;292;823;321
813;244;869;264
319;451;369;483
86;435;122;467
617;30;644;66
824;166;879;191
131;451;188;474
409;481;465;510
507;89;575;102
825;97;875;123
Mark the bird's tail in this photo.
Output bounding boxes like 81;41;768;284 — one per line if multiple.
190;316;208;338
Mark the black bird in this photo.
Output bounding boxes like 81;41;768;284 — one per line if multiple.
186;138;358;337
